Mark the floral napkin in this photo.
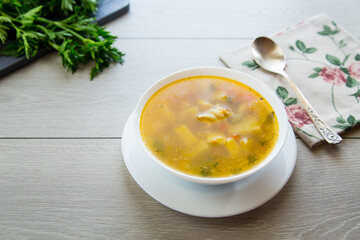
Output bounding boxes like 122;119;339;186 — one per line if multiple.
220;14;360;148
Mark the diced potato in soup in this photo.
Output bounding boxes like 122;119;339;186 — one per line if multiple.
140;76;279;177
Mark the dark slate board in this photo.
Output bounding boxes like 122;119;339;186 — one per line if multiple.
0;0;129;79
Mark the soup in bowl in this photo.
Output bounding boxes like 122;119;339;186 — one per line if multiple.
134;67;288;185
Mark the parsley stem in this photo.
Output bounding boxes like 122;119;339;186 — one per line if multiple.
1;13;32;58
36;17;94;44
0;10;15;19
0;1;124;80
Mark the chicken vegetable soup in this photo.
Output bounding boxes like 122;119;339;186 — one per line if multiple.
140;76;279;178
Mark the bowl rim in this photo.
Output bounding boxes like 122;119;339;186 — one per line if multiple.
133;66;289;185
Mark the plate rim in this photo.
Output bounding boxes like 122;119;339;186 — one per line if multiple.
122;111;297;218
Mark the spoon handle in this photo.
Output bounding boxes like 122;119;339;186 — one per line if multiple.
280;71;342;144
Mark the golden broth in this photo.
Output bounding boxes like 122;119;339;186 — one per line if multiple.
140;76;279;178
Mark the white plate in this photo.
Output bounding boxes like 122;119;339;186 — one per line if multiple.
122;112;297;218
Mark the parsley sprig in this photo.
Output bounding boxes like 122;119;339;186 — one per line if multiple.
0;0;125;80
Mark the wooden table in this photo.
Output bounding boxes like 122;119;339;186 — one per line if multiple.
1;0;360;239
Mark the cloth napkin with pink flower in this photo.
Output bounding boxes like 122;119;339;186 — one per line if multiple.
220;14;360;148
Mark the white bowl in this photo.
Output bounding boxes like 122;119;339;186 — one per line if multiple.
133;67;289;185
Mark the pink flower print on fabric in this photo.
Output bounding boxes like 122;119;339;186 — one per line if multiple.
319;67;346;86
348;62;360;79
286;104;312;128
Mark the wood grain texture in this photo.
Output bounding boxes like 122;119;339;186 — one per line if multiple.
111;0;360;38
0;139;359;240
0;39;245;137
1;37;360;138
1;0;360;239
0;0;360;138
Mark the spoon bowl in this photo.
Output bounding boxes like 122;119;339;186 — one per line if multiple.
252;36;342;145
252;37;287;74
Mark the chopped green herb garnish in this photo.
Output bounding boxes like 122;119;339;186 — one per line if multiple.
200;167;211;177
259;139;266;146
153;141;165;154
247;153;257;165
265;111;275;123
0;0;125;80
231;168;242;175
200;161;219;177
225;96;233;104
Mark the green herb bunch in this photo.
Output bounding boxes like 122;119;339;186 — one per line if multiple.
0;0;125;80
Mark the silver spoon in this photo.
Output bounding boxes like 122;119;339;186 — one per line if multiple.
252;36;342;144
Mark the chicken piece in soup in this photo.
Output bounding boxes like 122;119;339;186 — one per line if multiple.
140;76;279;177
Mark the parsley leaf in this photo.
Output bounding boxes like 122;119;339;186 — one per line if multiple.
0;0;124;80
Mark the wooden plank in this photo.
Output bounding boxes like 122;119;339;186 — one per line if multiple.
0;39;245;137
1;0;359;239
1;38;360;138
0;139;359;239
109;0;360;38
